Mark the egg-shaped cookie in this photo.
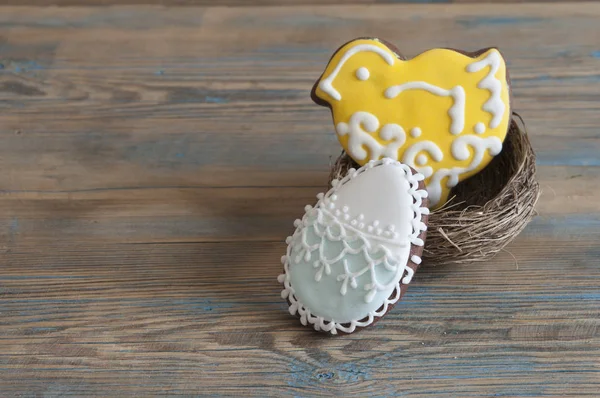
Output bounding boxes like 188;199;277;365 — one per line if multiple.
278;159;429;334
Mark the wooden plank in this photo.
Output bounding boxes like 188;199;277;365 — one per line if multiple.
1;4;600;193
0;0;574;6
1;236;599;396
0;165;598;246
1;3;599;396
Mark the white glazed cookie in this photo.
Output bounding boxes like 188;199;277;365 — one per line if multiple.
278;159;429;334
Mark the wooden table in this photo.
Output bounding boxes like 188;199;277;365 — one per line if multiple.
1;2;599;396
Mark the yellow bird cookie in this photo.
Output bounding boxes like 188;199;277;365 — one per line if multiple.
312;38;511;209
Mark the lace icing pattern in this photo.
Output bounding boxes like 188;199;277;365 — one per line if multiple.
278;159;429;334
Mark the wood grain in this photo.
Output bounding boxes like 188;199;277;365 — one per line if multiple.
0;0;574;6
1;3;599;396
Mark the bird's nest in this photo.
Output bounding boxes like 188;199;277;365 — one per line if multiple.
328;114;540;266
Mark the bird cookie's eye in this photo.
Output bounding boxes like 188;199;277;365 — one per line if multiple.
356;67;370;81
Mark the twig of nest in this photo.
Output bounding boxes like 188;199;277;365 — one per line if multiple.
328;113;540;266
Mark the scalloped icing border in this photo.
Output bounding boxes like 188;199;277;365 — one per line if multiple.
277;158;429;334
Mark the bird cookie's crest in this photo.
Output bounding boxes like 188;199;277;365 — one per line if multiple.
312;38;512;209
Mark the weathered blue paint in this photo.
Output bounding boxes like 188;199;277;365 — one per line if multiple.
0;12;202;30
9;216;19;237
15;317;58;324
6;297;239;309
336;362;371;382
287;359;312;388
537;151;600;167
1;275;90;280
178;298;233;313
401;285;600;302
457;17;543;29
234;14;355;28
155;69;165;75
590;51;600;59
524;74;551;82
286;356;373;387
204;96;228;104
528;213;600;230
30;327;59;333
315;371;334;380
282;346;564;393
515;74;600;84
132;298;236;313
257;46;330;55
161;87;304;104
0;184;324;194
120;132;331;168
522;216;600;243
402;0;450;3
11;60;44;73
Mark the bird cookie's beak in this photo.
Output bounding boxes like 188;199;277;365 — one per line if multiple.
311;38;397;108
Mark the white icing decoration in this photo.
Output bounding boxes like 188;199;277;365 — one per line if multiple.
336;112;501;207
379;123;404;141
356;67;369;81
410;127;421;138
411;255;422;265
278;159;428;334
336;112;406;161
466;50;505;129
319;44;395;101
401;140;444;179
474;122;486;134
385;82;466;135
404;134;503;207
